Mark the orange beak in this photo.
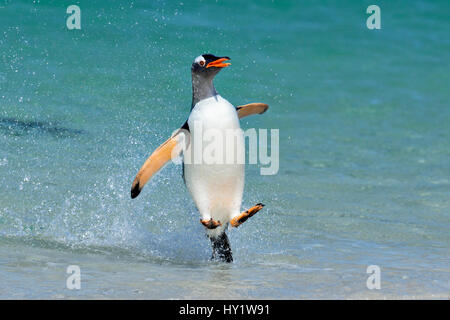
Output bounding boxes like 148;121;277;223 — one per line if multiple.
206;57;231;68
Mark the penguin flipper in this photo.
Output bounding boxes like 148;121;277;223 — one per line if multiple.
230;203;265;227
131;129;188;199
236;103;269;119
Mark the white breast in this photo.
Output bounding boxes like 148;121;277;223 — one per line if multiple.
184;95;244;235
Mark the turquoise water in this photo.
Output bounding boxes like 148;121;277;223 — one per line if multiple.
0;0;449;299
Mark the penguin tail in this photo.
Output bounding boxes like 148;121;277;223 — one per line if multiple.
209;232;233;263
230;203;265;228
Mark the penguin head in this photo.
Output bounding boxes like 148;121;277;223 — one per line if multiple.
191;54;231;77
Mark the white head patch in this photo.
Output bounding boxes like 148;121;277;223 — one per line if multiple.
194;55;206;67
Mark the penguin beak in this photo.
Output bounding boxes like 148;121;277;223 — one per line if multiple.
206;57;231;68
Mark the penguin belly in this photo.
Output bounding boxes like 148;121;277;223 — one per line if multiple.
184;95;244;236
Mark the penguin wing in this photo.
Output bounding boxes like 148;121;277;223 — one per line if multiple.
236;103;269;119
131;127;189;199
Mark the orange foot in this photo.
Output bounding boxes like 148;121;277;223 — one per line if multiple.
230;203;265;228
200;218;222;229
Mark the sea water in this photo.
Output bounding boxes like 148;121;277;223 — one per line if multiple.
0;0;449;298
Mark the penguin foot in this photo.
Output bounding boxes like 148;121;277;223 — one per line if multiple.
200;218;222;229
231;203;265;228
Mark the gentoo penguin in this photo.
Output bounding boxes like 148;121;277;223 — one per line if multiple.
131;54;269;262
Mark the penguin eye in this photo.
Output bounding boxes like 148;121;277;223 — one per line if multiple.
199;60;205;67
